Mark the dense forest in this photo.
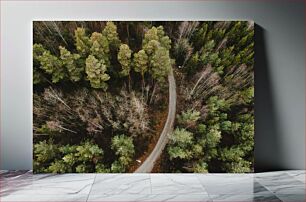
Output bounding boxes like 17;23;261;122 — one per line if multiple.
33;21;254;173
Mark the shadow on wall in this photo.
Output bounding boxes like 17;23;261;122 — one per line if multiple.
254;24;284;172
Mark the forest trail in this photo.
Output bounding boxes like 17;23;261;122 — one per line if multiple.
134;68;177;173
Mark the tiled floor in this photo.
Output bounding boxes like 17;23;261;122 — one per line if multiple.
0;170;305;201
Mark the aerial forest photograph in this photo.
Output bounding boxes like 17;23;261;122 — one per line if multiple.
33;21;254;173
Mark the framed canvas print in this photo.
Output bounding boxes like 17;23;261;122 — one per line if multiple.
33;21;254;173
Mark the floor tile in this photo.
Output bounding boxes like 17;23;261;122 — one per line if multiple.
88;194;211;202
0;194;88;202
253;181;274;194
256;173;305;195
150;174;207;195
210;194;281;202
1;173;96;196
275;194;306;202
90;174;151;195
197;174;254;195
1;170;306;202
253;194;282;202
1;173;52;196
255;171;290;179
286;170;305;183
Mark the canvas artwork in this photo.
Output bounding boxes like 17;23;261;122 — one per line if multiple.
33;21;254;173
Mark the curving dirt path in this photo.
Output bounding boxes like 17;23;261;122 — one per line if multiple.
135;68;176;173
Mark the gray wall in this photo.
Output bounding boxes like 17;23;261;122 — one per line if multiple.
1;0;304;171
